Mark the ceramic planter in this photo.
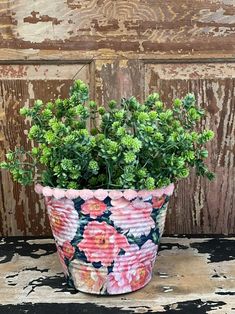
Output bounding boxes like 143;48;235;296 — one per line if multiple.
35;184;174;295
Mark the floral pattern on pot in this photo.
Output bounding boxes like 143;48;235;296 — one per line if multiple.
110;198;155;237
46;197;79;246
81;198;107;218
44;188;172;295
62;241;75;260
70;260;107;294
107;240;157;294
152;195;166;209
78;221;129;266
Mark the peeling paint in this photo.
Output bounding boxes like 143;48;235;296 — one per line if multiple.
23;11;62;25
0;0;234;53
28;81;35;99
0;64;89;80
145;62;235;235
0;1;235;236
12;1;75;43
145;63;235;80
0;64;89;236
198;8;235;25
0;237;234;313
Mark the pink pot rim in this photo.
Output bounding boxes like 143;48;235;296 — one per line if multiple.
34;183;174;201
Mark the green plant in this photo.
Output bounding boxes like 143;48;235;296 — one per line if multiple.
0;80;214;190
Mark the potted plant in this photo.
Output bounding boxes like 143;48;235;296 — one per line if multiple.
0;80;214;295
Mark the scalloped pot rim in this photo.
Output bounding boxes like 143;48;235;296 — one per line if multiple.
34;183;174;201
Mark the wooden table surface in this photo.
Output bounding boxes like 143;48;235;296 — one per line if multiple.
0;236;234;314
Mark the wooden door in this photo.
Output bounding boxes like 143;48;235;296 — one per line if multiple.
0;0;234;236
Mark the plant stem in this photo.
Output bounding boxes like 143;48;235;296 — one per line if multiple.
106;162;112;188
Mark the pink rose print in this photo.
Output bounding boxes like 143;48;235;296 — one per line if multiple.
81;198;107;219
70;260;107;294
78;221;129;266
62;241;75;260
111;197;130;207
56;244;69;277
140;240;158;267
110;198;155;237
46;197;79;246
152;195;166;209
107;240;157;294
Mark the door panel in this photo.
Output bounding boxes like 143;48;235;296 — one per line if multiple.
0;63;90;235
145;62;235;234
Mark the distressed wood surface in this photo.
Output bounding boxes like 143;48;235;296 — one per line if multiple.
0;0;235;236
0;64;90;236
0;237;234;313
0;60;235;235
145;62;235;235
0;0;235;58
94;59;144;105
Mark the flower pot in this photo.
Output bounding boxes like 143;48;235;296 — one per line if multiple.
35;184;174;295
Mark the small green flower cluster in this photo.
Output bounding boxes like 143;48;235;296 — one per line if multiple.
0;80;215;189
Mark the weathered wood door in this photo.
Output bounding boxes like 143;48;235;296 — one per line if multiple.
0;0;234;236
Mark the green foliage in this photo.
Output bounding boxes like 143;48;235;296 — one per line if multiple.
0;80;215;189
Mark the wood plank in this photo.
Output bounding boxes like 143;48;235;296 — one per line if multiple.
145;62;235;234
1;49;235;61
0;64;90;236
0;0;235;57
0;237;234;313
94;59;144;106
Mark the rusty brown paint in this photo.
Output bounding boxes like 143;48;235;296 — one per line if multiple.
94;60;144;106
23;12;62;25
0;1;235;55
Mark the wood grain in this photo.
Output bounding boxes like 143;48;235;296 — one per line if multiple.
0;64;90;236
145;62;235;235
0;0;235;235
0;237;234;313
94;59;144;106
0;0;235;57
